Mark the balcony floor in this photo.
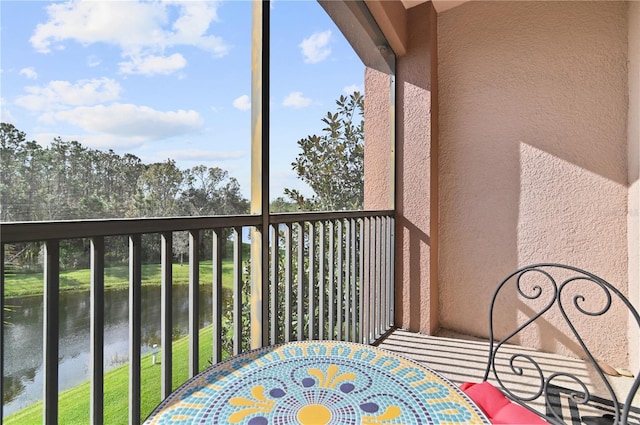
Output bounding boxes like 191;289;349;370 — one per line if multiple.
376;328;640;421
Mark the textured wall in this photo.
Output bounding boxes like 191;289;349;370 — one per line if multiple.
438;1;629;366
364;68;393;211
393;2;439;334
628;1;640;371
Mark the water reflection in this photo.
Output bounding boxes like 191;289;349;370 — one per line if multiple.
2;285;231;417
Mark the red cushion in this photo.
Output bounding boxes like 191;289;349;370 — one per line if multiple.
492;402;549;424
460;381;549;424
460;381;510;417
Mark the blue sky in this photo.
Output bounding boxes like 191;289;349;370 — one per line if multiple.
0;0;365;201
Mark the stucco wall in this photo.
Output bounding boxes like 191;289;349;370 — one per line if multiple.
628;1;640;371
364;68;393;211
392;2;439;334
438;2;629;366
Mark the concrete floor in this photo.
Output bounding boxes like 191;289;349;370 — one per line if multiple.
376;328;640;424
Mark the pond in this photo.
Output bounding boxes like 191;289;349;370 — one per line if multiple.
2;285;231;417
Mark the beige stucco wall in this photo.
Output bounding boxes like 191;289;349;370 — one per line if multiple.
364;68;393;211
628;0;640;371
389;2;439;334
438;2;630;366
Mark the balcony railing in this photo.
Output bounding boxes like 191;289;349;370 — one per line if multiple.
0;210;394;424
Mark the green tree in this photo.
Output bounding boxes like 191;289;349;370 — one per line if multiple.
270;196;299;213
175;165;250;261
1;123;251;268
131;160;184;218
0;123;30;222
181;165;249;216
284;91;364;211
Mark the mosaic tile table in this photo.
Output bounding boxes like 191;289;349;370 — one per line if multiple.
144;340;490;424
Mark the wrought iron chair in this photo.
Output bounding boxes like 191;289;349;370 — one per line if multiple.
481;264;640;425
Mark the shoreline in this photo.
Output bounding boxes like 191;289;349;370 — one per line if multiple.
4;325;221;424
3;259;237;299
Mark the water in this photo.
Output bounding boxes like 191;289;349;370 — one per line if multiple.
2;285;231;417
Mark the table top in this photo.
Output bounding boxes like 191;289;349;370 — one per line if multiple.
145;340;490;424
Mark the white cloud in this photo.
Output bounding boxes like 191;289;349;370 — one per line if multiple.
87;55;101;67
299;30;332;64
30;1;229;76
232;95;251;111
170;1;226;55
30;1;167;54
49;103;203;141
19;67;38;80
119;53;187;75
0;98;16;124
282;92;311;109
34;131;147;149
344;84;364;94
15;78;122;111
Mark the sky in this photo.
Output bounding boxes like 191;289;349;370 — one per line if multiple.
0;0;365;201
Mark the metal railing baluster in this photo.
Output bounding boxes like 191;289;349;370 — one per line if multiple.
308;222;315;339
0;244;4;424
270;225;278;345
233;227;242;356
128;235;142;425
318;221;325;340
358;220;365;343
43;240;60;425
189;230;200;376
367;218;375;344
387;217;396;327
90;237;105;425
160;232;172;398
212;229;223;364
336;221;343;341
328;221;335;341
344;219;351;342
375;217;382;339
284;224;292;342
350;218;357;342
296;223;304;341
379;219;388;334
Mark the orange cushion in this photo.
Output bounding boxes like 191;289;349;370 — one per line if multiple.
461;381;549;425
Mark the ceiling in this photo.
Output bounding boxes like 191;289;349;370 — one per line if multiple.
363;0;470;58
400;0;469;13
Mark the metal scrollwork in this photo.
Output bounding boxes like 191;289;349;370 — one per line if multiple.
494;353;545;402
559;277;612;317
483;264;640;425
545;372;592;424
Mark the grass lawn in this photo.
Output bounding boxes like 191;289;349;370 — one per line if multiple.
3;246;246;422
4;325;221;424
4;260;240;299
4;242;251;299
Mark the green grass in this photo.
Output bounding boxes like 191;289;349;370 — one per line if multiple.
4;325;219;425
4;260;238;299
2;246;247;422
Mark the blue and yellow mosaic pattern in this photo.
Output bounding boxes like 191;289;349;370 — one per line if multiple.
145;341;489;424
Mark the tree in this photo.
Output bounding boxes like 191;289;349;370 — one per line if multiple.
181;165;249;216
270;196;299;213
1;123;251;268
284;91;364;211
0;123;29;221
175;165;250;261
131;160;184;218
